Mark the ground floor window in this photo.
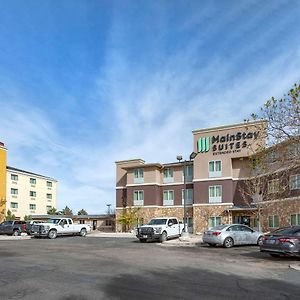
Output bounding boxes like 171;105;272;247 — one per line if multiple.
208;216;221;228
106;219;112;226
268;215;279;228
291;213;300;225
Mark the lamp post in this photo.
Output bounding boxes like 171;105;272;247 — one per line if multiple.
106;203;111;215
177;152;197;238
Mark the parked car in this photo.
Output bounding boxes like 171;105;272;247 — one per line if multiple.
203;224;263;248
136;217;184;242
0;220;26;236
260;226;300;257
31;217;91;239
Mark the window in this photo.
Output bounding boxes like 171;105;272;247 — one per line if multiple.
163;168;174;183
268;215;279;228
133;190;144;206
208;216;221;228
11;188;18;195
291;214;300;226
30;191;36;197
105;220;112;226
30;178;36;184
268;179;279;194
10;202;18;209
290;174;300;190
163;190;174;206
29;204;36;210
47;181;52;187
183;165;193;182
46;193;52;199
267;151;278;163
182;189;193;205
46;205;52;211
133;168;144;184
208;161;222;178
11;174;18;181
209;185;222;203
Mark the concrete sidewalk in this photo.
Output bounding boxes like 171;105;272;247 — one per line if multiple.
87;232;136;238
0;233;31;241
162;234;203;247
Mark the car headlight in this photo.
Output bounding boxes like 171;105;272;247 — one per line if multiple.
43;225;50;231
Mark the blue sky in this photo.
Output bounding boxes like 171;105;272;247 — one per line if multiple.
0;0;300;214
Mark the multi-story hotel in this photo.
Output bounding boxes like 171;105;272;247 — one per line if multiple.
0;142;57;221
115;120;300;233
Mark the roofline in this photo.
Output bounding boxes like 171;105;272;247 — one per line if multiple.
6;166;57;182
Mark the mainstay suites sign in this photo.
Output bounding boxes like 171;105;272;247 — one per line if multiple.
198;131;260;156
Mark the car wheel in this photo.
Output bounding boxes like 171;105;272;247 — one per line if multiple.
80;228;87;237
257;236;263;245
160;231;167;243
48;229;57;239
139;238;147;243
12;230;20;236
223;237;234;248
270;253;280;258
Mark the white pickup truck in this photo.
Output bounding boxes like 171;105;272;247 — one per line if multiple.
136;217;184;243
31;217;91;239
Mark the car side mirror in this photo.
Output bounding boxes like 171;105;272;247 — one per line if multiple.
168;222;172;226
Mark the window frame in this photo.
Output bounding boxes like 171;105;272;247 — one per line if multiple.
163;168;174;183
11;174;18;181
290;174;300;190
163;190;174;206
133;168;144;184
30;191;37;197
10;202;18;209
291;213;300;226
208;216;221;228
208;160;222;178
30;178;36;185
208;185;222;203
268;215;279;228
11;188;18;195
133;190;144;206
29;204;36;210
268;179;280;194
181;188;193;205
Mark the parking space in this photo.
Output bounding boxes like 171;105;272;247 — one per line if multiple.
0;237;299;299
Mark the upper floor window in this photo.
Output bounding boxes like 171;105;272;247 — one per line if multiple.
47;181;52;187
183;165;193;182
209;185;222;203
10;202;18;209
29;204;36;210
163;168;174;183
268;215;279;228
133;190;144;206
133;168;144;184
30;178;36;185
11;188;18;195
267;151;278;163
46;193;52;199
182;189;193;205
208;161;221;178
46;205;52;211
291;214;300;226
11;174;18;181
290;174;300;190
30;191;36;197
268;179;279;194
163;190;174;206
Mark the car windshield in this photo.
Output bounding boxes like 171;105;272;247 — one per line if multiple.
209;225;227;231
270;227;300;235
1;221;13;225
47;219;62;224
148;219;167;225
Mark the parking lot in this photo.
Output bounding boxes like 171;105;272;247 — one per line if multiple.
0;236;299;300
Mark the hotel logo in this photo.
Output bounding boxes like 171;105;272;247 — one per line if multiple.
198;137;210;153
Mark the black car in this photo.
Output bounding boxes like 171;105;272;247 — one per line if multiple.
260;226;300;257
0;220;27;236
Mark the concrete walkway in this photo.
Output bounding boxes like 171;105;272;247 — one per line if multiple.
0;233;31;241
162;234;203;247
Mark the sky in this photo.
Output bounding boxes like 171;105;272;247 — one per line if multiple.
0;0;300;214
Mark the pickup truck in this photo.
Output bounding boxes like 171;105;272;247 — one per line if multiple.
0;220;26;236
136;217;184;243
31;217;91;239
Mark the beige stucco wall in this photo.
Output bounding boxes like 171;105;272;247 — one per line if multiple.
6;169;57;219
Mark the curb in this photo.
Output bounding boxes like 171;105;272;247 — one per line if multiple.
0;235;32;241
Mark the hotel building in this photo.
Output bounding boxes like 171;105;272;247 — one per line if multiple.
0;142;57;221
115;120;300;233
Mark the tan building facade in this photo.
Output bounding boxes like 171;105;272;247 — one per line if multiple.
116;121;300;233
6;166;57;219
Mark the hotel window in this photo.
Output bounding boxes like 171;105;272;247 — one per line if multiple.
163;168;174;183
11;188;18;195
106;219;112;226
208;216;221;228
268;215;279;228
183;165;193;182
11;174;18;181
30;191;36;197
267;151;278;163
163;190;174;206
47;181;52;187
209;185;222;203
29;204;36;210
47;193;52;199
208;160;222;178
10;202;18;209
182;189;193;205
133;168;144;184
30;178;36;185
291;214;300;226
268;179;279;194
46;205;52;212
290;174;300;190
133;190;144;206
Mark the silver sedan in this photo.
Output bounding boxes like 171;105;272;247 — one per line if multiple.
203;224;263;248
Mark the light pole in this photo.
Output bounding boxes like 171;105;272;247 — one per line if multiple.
106;203;111;215
177;152;197;238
